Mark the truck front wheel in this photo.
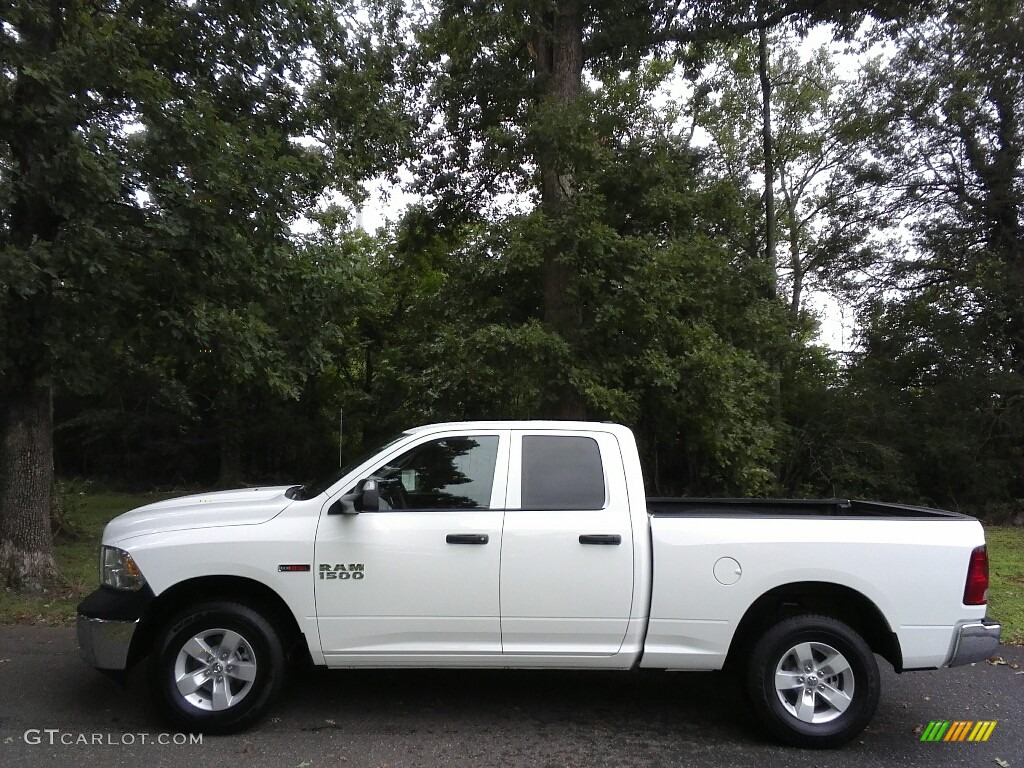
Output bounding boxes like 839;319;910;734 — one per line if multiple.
746;614;880;748
151;601;285;733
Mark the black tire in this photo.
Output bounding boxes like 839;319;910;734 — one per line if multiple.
746;614;880;748
150;601;286;734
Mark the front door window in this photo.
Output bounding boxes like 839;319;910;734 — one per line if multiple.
366;436;500;510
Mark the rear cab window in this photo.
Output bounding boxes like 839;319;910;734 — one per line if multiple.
520;435;607;510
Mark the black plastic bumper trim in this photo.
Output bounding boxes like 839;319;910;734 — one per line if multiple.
77;585;155;622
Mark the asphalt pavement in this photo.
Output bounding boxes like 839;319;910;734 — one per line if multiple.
0;627;1020;768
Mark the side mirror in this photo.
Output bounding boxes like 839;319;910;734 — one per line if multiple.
329;478;379;515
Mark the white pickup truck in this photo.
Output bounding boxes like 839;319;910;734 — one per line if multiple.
77;421;1001;747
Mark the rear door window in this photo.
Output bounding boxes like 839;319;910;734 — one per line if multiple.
521;436;606;510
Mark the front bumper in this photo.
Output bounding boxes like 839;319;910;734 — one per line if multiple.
76;585;154;671
947;618;1002;667
77;615;139;669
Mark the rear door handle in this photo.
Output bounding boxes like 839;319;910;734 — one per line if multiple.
446;534;489;545
579;534;622;545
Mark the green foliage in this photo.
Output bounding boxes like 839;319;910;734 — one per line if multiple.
390;1;880;492
370;94;786;493
829;0;1024;513
5;0;1020;526
1;0;152;383
693;30;881;319
2;2;410;490
987;527;1024;646
831;294;1024;515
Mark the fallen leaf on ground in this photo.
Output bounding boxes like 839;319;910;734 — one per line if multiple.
987;656;1007;665
994;759;1009;768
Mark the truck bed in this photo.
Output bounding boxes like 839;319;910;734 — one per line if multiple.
647;497;968;518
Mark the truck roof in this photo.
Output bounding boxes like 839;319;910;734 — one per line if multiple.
405;420;631;434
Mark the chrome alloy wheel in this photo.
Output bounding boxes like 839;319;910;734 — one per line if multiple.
173;628;258;712
773;641;855;724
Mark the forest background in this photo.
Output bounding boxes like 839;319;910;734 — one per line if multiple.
2;0;1022;590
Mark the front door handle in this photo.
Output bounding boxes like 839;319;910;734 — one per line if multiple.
446;533;489;545
579;534;622;545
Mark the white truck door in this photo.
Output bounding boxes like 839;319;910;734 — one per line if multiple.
315;430;509;662
500;430;635;656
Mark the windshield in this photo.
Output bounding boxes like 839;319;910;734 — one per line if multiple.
288;432;408;500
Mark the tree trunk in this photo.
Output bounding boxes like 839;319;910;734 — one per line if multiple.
218;429;244;488
789;243;804;320
216;403;245;488
0;384;57;591
533;1;587;420
0;6;64;591
786;191;804;321
758;24;777;301
758;20;784;488
985;83;1024;367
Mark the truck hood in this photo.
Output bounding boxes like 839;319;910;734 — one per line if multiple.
102;486;296;544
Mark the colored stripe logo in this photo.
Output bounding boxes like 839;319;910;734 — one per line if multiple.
921;720;997;742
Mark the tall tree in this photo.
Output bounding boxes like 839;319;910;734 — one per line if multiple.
862;0;1023;361
0;0;407;588
126;0;406;486
843;0;1024;512
412;0;916;418
379;97;787;493
693;32;880;325
1;0;153;589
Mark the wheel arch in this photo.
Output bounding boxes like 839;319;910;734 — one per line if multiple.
725;581;902;673
128;575;305;669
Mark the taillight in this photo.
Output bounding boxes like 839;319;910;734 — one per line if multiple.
963;546;989;605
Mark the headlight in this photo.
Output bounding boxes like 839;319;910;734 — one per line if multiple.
100;546;147;591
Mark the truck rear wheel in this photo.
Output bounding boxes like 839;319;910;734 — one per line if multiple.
151;601;285;734
746;614;880;748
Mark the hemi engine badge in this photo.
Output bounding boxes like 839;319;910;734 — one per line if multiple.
278;564;311;572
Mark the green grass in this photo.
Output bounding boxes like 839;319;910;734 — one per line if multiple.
0;491;175;626
986;526;1024;646
3;494;1023;647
